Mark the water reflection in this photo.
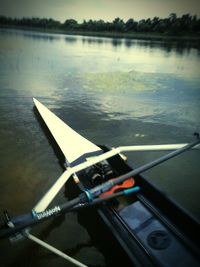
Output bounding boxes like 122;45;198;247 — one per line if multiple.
123;38;199;54
65;36;77;43
22;31;60;41
111;38;122;46
81;36;105;45
0;28;60;42
1;28;199;54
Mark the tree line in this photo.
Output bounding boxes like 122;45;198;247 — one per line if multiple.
0;13;199;35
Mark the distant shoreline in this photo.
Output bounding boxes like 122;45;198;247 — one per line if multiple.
1;25;200;43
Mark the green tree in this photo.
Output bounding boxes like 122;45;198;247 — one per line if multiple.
112;17;125;32
137;19;152;32
125;18;137;31
180;14;192;32
169;13;177;22
63;19;78;29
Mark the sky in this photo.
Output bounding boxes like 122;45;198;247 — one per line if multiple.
0;0;200;23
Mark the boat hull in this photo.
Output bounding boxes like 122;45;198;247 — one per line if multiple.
77;146;200;267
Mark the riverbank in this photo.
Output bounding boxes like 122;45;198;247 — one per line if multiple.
1;25;200;43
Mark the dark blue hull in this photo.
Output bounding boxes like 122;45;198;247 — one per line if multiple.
78;146;200;267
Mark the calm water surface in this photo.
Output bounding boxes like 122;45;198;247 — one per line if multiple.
0;29;200;267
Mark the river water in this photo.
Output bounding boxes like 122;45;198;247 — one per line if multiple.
0;29;200;267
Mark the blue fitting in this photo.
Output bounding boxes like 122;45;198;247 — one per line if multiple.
32;210;37;218
124;186;140;195
84;189;93;202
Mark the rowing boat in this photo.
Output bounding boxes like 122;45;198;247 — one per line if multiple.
0;98;200;267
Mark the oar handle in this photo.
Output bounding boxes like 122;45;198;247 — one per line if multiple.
0;197;81;239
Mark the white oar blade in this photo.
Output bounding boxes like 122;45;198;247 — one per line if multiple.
33;98;102;166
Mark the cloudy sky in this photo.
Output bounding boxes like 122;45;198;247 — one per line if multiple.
0;0;200;22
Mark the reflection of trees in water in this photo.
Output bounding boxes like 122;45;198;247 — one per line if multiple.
0;28;59;42
1;26;199;54
82;37;122;47
112;38;122;47
81;34;199;55
81;37;104;45
81;35;199;54
65;36;77;43
66;33;199;55
22;32;60;42
124;38;199;55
